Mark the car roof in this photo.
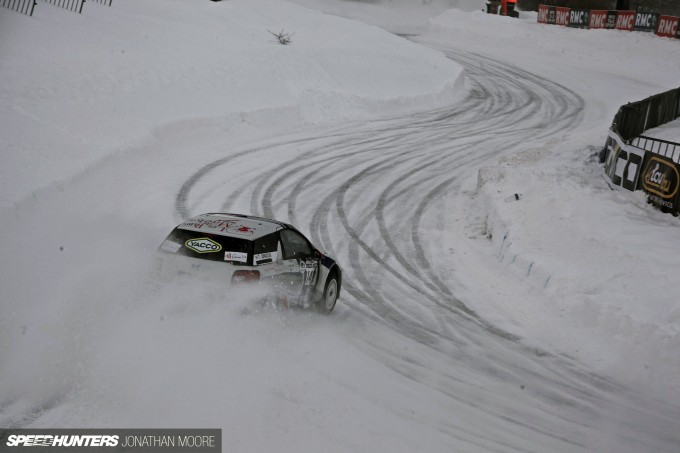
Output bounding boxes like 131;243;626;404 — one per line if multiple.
176;213;288;240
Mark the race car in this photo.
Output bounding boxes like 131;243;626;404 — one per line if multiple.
156;213;341;313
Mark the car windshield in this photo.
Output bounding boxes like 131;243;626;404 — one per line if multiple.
159;228;253;264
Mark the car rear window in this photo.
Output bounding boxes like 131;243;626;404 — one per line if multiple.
159;228;253;264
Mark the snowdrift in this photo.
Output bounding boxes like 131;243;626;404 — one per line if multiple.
0;0;464;208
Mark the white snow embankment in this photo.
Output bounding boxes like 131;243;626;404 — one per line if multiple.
471;139;680;394
429;8;680;394
0;0;464;208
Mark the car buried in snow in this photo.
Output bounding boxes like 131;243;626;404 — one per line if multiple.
156;213;341;313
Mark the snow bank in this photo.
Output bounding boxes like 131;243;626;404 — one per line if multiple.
428;9;680;392
288;0;486;35
0;0;464;208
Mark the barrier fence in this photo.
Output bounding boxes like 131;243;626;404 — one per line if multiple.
537;5;680;39
3;0;112;15
43;0;85;14
612;87;680;141
603;87;680;216
630;135;680;164
1;0;36;16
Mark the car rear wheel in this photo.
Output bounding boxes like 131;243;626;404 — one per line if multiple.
317;274;338;314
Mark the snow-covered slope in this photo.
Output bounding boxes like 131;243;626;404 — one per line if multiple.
424;8;680;396
0;0;464;208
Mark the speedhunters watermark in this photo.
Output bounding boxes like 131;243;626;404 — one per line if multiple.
0;429;221;452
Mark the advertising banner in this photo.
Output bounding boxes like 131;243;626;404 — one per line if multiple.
555;7;570;26
634;12;659;32
640;153;680;214
603;131;646;192
547;5;556;24
606;10;618;29
615;11;636;31
589;10;608;29
656;15;679;38
569;9;590;28
537;4;549;23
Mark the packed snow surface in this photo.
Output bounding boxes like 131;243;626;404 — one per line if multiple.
1;1;680;452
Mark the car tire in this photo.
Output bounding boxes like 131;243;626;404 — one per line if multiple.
317;273;338;314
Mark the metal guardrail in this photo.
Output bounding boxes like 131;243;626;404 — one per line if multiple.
88;0;112;5
630;135;680;163
1;0;37;16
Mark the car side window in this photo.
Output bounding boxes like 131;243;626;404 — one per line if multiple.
252;233;279;265
280;229;313;260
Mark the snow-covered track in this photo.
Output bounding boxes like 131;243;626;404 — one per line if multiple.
174;50;680;452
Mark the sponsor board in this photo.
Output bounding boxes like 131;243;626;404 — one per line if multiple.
555;7;570;26
537;4;549;23
224;251;248;263
603;131;645;191
656;15;679;38
569;9;589;28
615;11;636;31
589;10;608;29
641;154;680;213
634;12;658;32
538;5;675;39
184;237;222;254
606;10;618;29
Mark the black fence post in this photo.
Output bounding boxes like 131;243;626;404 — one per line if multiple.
78;0;84;13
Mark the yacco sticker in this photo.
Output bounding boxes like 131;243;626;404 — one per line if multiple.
224;251;248;263
185;237;222;254
254;251;277;264
160;240;182;253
